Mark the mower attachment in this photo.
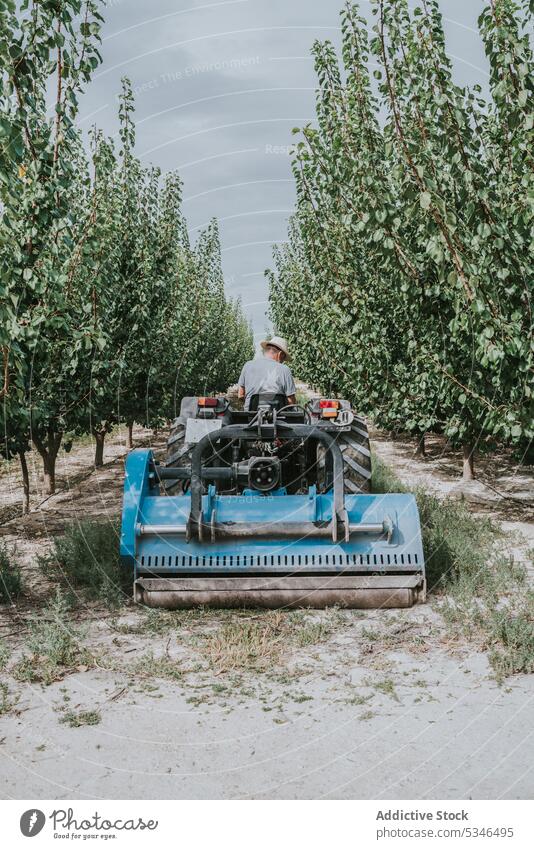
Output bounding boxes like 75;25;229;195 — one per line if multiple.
120;447;426;609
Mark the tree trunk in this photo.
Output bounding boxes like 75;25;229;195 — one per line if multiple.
33;427;62;496
42;452;56;495
462;442;475;480
94;430;106;467
19;450;30;514
414;432;426;457
520;440;534;466
126;421;134;450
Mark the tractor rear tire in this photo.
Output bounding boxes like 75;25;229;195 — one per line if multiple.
338;416;372;494
164;419;193;494
316;416;372;494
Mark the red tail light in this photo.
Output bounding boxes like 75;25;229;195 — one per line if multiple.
319;399;340;409
198;397;218;407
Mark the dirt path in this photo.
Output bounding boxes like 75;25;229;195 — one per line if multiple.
0;423;533;800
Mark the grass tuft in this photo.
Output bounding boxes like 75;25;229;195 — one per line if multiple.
198;611;335;673
487;597;534;679
0;543;22;603
0;682;17;714
199;613;288;673
131;652;183;681
373;678;400;702
295;620;333;647
40;520;129;608
12;590;93;685
59;709;101;728
372;454;500;590
0;639;10;670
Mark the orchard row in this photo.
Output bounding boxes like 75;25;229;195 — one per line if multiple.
0;1;253;509
269;0;533;477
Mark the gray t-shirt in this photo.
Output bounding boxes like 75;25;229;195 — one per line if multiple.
238;357;296;410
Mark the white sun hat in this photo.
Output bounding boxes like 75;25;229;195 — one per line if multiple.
260;335;291;361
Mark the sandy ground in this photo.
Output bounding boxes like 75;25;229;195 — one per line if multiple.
0;424;533;800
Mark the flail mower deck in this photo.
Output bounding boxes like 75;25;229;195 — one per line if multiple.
120;395;425;609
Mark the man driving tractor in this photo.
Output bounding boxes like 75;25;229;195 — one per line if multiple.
237;335;297;410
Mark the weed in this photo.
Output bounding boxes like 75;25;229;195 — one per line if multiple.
342;692;373;706
295;621;332;647
127;651;183;681
186;693;210;707
358;710;376;721
487;597;534;680
418;490;500;591
0;682;17;714
0;544;22;603
39;520;128;608
113;608;186;635
12;590;92;685
371;456;404;495
0;640;10;670
373;678;400;702
60;709;101;728
361;627;380;641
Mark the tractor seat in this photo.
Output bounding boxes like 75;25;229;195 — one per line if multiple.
248;393;288;412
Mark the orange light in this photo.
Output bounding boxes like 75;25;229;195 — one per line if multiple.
198;397;217;407
321;409;338;418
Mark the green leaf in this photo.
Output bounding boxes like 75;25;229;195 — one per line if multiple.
420;192;431;210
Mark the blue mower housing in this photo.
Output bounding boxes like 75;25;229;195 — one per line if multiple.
120;397;425;608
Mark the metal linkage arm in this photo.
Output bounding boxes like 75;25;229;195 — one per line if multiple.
187;423;348;544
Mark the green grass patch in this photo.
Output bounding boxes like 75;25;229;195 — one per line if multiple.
0;681;17;715
0;639;10;670
371;456;404;496
487;594;534;679
372;454;534;679
40;520;129;608
12;590;93;685
373;678;400;702
0;544;22;603
372;454;501;590
59;709;101;728
295;620;333;647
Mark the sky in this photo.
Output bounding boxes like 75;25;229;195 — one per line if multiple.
77;0;494;344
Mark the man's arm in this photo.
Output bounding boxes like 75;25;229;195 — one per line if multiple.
284;366;297;406
237;364;247;401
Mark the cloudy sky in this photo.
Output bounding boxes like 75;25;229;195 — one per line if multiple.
78;0;493;343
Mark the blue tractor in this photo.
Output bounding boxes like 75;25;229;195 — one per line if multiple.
120;394;425;608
